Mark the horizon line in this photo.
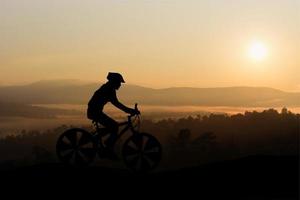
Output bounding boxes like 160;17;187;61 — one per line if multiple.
0;78;299;93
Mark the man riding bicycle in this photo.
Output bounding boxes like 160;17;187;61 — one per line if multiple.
87;72;140;159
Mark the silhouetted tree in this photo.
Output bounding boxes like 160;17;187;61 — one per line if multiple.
169;128;191;149
0;108;298;168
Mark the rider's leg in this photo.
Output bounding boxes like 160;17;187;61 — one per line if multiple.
98;113;119;149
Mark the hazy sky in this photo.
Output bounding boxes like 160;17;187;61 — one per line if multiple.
0;0;299;91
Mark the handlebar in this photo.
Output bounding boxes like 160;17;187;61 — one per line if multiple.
126;103;140;120
130;103;140;116
122;104;141;130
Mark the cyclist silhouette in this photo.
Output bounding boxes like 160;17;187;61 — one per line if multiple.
87;72;140;158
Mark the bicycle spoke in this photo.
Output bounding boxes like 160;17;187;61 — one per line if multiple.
80;142;93;149
62;136;71;145
124;153;139;162
61;149;74;160
57;139;73;151
142;136;149;151
144;146;160;154
128;140;139;150
66;132;77;146
60;149;74;157
145;153;158;166
76;131;82;145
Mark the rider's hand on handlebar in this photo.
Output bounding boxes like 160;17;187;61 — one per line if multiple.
135;109;140;115
129;108;140;115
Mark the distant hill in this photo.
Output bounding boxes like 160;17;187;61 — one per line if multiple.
0;101;80;118
0;79;299;107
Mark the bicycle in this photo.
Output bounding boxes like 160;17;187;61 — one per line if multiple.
56;104;162;173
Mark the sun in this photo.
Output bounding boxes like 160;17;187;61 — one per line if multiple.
248;41;268;62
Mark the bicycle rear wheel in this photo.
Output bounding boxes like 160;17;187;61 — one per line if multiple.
122;133;162;173
56;128;97;166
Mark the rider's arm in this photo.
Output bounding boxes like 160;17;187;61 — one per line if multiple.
111;94;134;114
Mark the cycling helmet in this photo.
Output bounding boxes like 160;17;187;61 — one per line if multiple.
107;72;125;83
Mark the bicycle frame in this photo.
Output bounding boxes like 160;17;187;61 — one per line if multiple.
116;115;139;141
92;115;139;142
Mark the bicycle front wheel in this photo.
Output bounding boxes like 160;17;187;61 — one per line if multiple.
122;133;162;173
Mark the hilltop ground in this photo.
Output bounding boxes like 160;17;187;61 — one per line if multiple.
1;155;298;199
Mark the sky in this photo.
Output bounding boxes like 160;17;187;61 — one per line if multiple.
0;0;299;91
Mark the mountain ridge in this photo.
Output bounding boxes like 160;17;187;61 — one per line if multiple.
0;79;299;107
